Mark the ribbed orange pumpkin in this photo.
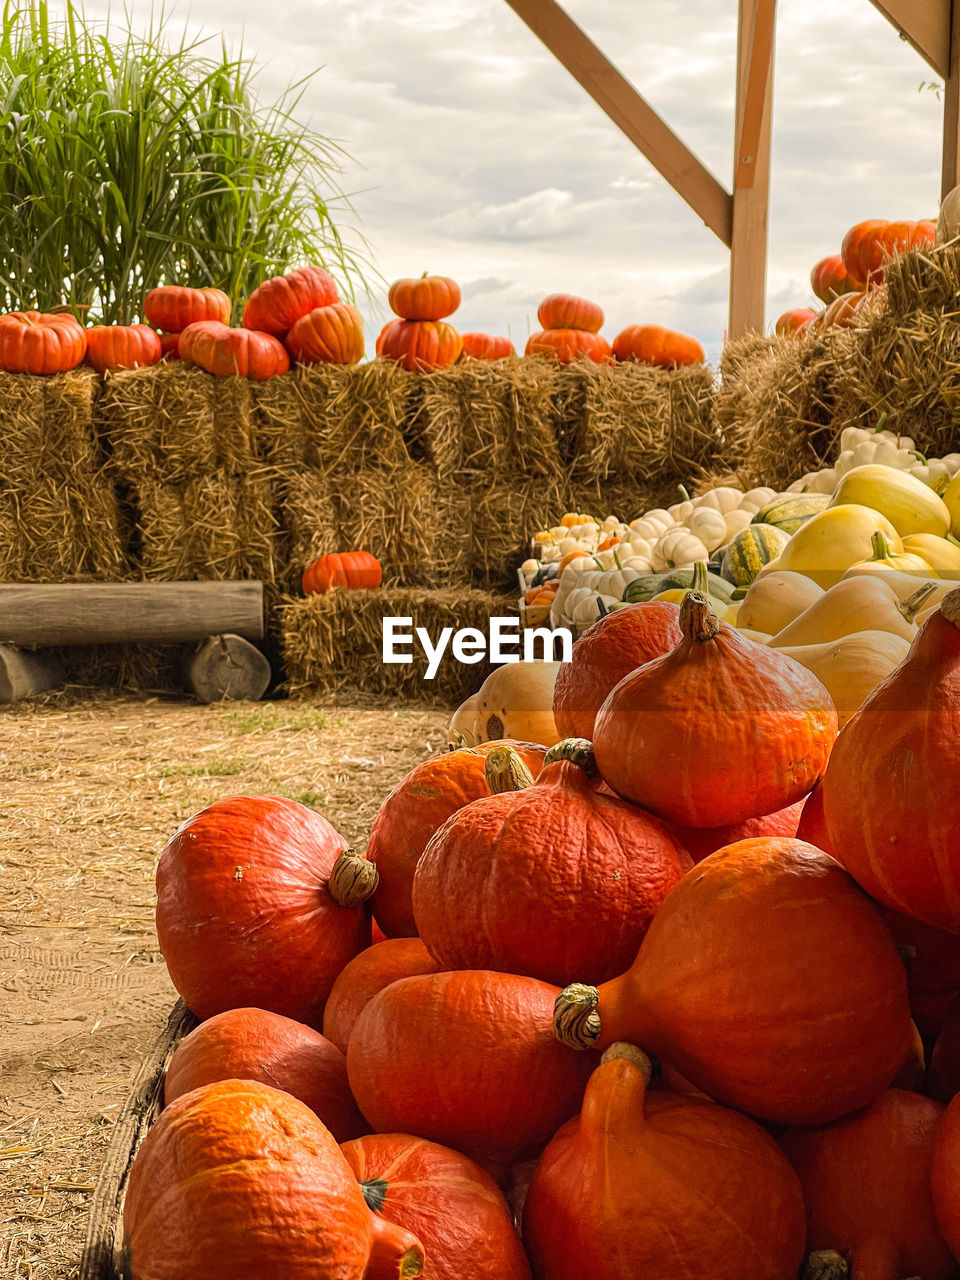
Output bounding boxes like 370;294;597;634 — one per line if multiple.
242;265;339;336
388;274;461;320
552;601;682;741
523;1049;806;1280
537;293;603;333
159;331;182;360
342;1134;532;1280
775;307;819;336
366;741;547;937
811;255;859;303
593;593;837;827
346;969;597;1164
301;551;382;595
553;838;912;1125
611;323;704;367
0;311;87;374
155;795;374;1025
378;318;461;371
525;328;611;364
285;302;365;364
666;796;805;864
459;331;516;359
781;1089;954;1280
123;1080;423;1280
163;1007;368;1141
412;741;691;986
322;938;442;1053
841;219;891;288
821;290;867;329
85;323;162;372
178;321;289;379
822;586;960;930
143;285;231;331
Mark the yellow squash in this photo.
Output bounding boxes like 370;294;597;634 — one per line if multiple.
776;504;903;589
829;464;951;537
768;575;936;649
847;531;935;577
942;470;960;538
735;571;824;637
903;533;960;577
775;630;912;728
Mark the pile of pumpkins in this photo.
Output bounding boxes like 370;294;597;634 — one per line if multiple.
124;497;960;1278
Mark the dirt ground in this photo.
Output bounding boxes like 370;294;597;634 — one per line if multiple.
0;689;449;1279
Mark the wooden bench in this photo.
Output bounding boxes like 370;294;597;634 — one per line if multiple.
0;582;271;704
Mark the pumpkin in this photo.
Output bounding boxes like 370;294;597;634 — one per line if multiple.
537;293;604;333
378;318;462;371
777;504;904;588
242;265;339;336
342;1133;532;1280
688;505;729;553
346;969;597;1164
877;905;960;1043
552;601;682;741
846;529;936;577
593;593;837;827
447;693;479;746
768;576;932;649
720;524;790;587
474;661;561;746
412;740;691;987
552;837;912;1125
460;331;515;359
821;586;960;931
0;311;87;374
928;995;960;1102
323;938;442;1053
735;570;825;636
841;220;891;288
932;1091;960;1264
611;323;704;367
123;1080;423;1280
774;630;913;728
285;303;365;364
163;1006;368;1141
523;1047;806;1280
651;527;709;571
666;796;805;864
775;307;819;336
831;464;951;538
388;274;461;321
178;321;289;380
155;795;375;1024
301;551;382;595
780;1090;954;1280
821;290;868;329
85;323;162;373
159;331;182;360
143;285;231;331
811;254;860;303
752;492;831;535
525;328;611;364
366;741;546;937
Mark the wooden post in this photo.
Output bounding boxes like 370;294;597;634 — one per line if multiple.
729;0;776;339
182;634;272;704
0;644;63;702
943;0;960;198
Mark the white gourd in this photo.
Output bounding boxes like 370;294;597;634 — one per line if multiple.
738;486;777;514
688;507;728;553
692;486;743;515
722;509;753;541
652;528;710;571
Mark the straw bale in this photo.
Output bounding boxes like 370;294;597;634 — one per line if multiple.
884;243;960;321
212;376;259;474
254;373;310;469
470;475;568;587
278;467;342;589
0;368;101;488
0;477;127;582
280;586;516;704
99;364;216;483
58;642;183;691
565;481;661;525
289;361;415;471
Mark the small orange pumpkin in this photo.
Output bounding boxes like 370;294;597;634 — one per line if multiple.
301;551;382;595
285;303;365;364
460;331;515;359
537;293;604;333
525;328;611;364
377;318;462;371
144;285;231;331
612;323;704;367
388;273;461;321
810;255;859;304
775;307;818;336
85;323;162;373
242;265;339;336
0;311;87;374
178;321;289;380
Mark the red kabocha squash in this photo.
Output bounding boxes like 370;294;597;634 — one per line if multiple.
932;1092;960;1264
242;265;339;336
412;741;691;986
85;323;162;373
523;1047;806;1280
525;328;611;364
143;285;231;332
342;1133;532;1280
123;1079;423;1280
552;601;682;741
366;741;547;937
797;780;831;850
163;1006;368;1141
775;307;819;336
323;938;442;1053
811;255;860;303
593;593;837;828
822;586;960;931
388;273;461;321
780;1089;954;1280
178;321;289;380
459;331;515;359
667;795;805;864
159;331;182;360
346;969;597;1164
155;795;375;1025
611;323;704;367
285;302;365;365
878;904;960;1043
929;995;960;1102
302;550;382;596
841;219;890;288
553;837;912;1125
378;318;462;370
0;311;87;374
537;293;603;333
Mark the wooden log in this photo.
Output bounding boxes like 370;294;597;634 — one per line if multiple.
0;582;264;648
182;634;272;703
0;644;63;702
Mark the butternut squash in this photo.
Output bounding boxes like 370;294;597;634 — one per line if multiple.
841;563;945;603
777;505;903;588
769;576;936;649
830;464;951;538
736;571;825;637
775;630;912;727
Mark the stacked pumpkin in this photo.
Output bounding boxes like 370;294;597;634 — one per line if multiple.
525;293;611;364
376;273;463;371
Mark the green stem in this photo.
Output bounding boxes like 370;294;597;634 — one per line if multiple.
543;738;600;779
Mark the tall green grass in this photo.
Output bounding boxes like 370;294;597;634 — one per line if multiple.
0;2;371;322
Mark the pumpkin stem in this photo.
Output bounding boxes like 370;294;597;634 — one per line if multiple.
484;745;536;794
898;581;939;623
869;531;893;561
365;1212;425;1280
679;591;721;642
327;849;379;907
543;738;600;779
554;983;601;1049
600;1041;653;1082
801;1250;849;1280
943;586;960;628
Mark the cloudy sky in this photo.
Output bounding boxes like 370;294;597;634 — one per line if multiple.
50;0;946;358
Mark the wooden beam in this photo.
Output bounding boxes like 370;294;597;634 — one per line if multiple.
503;0;733;245
869;0;951;78
729;0;776;338
943;0;960;197
735;0;777;190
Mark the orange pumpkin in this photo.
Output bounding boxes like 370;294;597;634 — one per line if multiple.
322;938;442;1053
537;293;604;333
85;323;162;373
163;1006;368;1141
611;323;704;367
285;303;364;364
523;1049;806;1280
242;265;339;336
378;318;462;371
0;311;87;374
810;255;860;304
301;551;382;596
144;285;231;331
821;290;867;329
929;995;960;1102
159;331;182;360
552;837;912;1126
123;1079;423;1280
665;795;805;864
388;274;461;321
525;328;611;364
841;219;891;288
932;1091;960;1264
459;331;515;359
878;905;960;1044
775;307;819;336
178;321;289;379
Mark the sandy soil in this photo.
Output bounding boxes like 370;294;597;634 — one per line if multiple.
0;690;448;1279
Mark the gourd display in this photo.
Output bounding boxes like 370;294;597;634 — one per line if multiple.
523;1048;806;1280
322;938;442;1053
552;837;912;1125
242;264;339;336
143;285;231;331
776;504;904;588
378;318;462;370
830;464;951;537
473;661;561;746
537;293;603;333
388;273;461;321
301;551;382;596
460;331;515;359
0;311;87;374
285;303;365;364
178;321;290;380
767;576;932;648
84;323;162;373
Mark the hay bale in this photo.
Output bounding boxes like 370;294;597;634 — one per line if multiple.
280;586;516;704
59;642;183;692
278;468;341;590
212;377;259;475
0;477;127;582
254;374;310;470
0;369;102;488
100;364;217;483
292;361;415;471
884;243;960;321
470;475;567;587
